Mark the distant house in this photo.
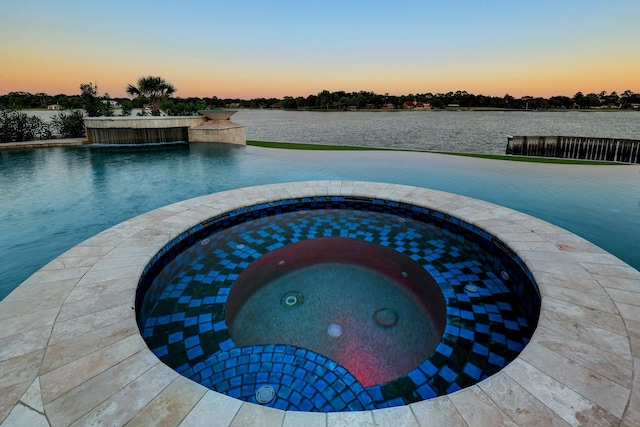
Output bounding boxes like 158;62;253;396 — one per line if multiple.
103;100;120;108
403;101;431;110
47;104;61;110
362;103;395;110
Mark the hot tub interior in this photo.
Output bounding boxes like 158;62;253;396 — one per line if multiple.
226;236;446;387
136;196;540;412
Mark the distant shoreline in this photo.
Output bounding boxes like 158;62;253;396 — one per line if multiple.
15;106;636;114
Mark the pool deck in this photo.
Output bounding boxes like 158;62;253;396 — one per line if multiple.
1;181;639;426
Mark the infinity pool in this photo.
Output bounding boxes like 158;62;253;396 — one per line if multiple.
1;144;639;301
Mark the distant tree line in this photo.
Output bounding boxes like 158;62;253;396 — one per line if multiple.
3;82;639;143
266;89;640;110
2;89;639;112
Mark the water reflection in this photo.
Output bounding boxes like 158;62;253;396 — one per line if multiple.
188;141;246;158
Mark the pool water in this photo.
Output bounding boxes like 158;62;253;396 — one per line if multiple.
2;144;639;302
231;262;438;387
137;197;540;411
228;237;445;387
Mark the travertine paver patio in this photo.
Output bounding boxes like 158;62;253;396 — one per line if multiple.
1;181;639;426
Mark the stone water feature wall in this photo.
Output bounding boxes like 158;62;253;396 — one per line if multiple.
188;110;246;145
84;111;246;145
188;121;246;145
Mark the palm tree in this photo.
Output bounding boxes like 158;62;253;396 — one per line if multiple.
126;76;176;115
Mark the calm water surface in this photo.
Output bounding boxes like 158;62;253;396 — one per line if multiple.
234;109;640;154
1;111;639;300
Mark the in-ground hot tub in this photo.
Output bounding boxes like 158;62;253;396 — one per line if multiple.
136;194;541;412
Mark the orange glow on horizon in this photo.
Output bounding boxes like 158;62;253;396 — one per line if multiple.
3;67;639;100
3;59;639;100
2;31;639;100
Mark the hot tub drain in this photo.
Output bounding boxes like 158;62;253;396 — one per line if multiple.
281;291;304;307
255;385;276;404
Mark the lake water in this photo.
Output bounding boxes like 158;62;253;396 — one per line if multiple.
1;110;639;300
234;109;640;154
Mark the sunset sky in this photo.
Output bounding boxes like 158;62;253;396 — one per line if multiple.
1;0;639;99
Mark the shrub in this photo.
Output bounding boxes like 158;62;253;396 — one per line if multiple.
120;100;133;116
161;99;208;116
51;110;86;138
0;108;52;143
80;83;111;117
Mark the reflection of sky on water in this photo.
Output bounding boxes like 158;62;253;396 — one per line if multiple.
1;144;639;300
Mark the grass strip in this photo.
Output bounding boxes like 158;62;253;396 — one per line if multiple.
247;140;621;165
247;140;389;151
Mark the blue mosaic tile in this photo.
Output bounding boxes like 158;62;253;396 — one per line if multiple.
137;197;540;412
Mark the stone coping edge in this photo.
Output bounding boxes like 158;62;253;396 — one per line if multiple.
0;138;89;150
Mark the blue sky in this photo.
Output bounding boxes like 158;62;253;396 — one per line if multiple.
1;0;639;98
